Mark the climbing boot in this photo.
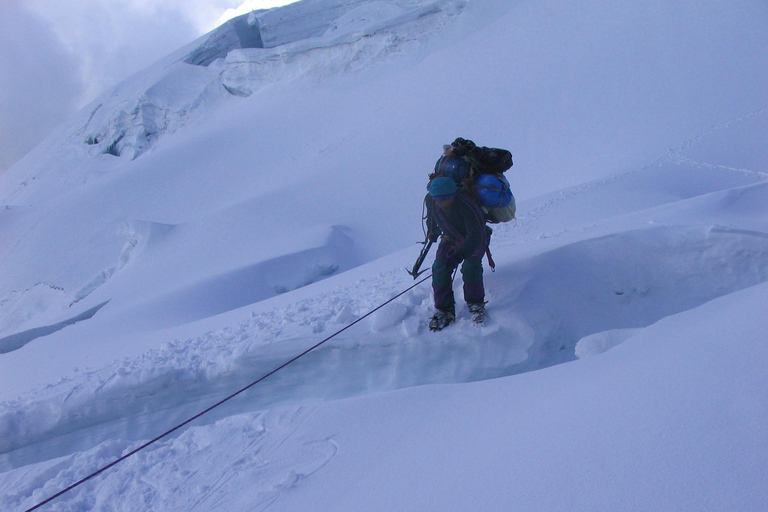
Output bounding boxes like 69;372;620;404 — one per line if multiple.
468;303;486;326
429;309;455;331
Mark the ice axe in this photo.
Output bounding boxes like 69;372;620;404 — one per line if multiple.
407;238;433;279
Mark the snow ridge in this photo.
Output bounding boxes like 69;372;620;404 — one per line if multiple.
3;162;768;471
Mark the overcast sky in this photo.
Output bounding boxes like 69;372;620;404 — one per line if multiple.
0;0;297;174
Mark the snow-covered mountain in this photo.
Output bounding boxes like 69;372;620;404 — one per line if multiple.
1;0;767;510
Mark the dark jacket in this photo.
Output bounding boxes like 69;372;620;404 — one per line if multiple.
425;191;487;259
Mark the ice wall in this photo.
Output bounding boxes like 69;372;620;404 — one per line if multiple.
74;0;462;163
184;13;266;66
184;0;442;66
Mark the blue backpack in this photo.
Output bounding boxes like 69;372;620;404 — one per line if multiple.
473;173;516;223
429;139;516;224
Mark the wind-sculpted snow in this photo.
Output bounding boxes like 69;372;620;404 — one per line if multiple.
2;149;768;508
0;267;519;468
0;302;109;355
124;224;360;330
0;219;160;340
0;283;69;338
2;113;766;475
1;407;337;512
4;215;768;470
3;121;768;469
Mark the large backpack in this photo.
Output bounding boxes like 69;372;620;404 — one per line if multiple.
474;173;516;223
429;138;516;224
451;137;513;175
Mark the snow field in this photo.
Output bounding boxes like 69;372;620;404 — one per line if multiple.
1;0;768;509
1;407;337;512
3;113;768;507
3;279;767;512
3;146;768;475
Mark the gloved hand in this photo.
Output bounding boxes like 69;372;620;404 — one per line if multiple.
444;247;463;269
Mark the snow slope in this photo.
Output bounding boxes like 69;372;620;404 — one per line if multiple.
1;0;768;510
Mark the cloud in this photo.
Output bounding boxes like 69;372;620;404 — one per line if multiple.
216;0;299;26
0;2;84;173
22;0;222;105
0;0;239;174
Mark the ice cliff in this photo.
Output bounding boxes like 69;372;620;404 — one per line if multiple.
75;0;464;162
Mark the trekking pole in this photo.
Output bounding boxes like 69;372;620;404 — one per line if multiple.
407;238;433;279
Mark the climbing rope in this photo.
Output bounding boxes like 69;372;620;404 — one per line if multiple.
24;273;432;512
